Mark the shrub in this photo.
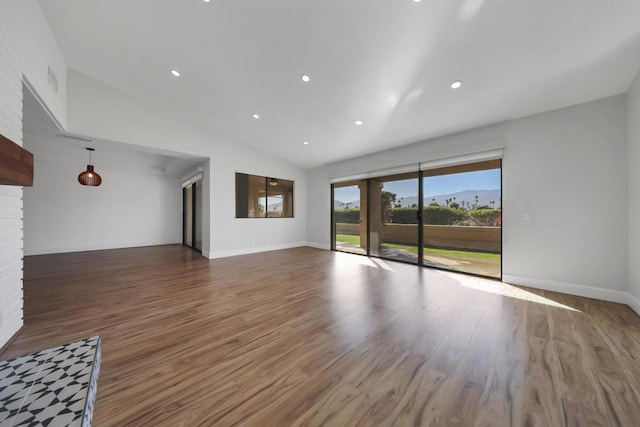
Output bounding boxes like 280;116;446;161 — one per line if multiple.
424;206;467;225
390;208;418;224
334;208;360;224
467;209;501;226
335;206;500;226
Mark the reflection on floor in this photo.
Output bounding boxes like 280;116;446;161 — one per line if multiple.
335;241;501;278
4;246;639;425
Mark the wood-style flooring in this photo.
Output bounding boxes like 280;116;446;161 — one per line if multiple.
2;245;640;426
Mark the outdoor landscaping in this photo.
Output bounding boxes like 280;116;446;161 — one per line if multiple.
335;233;501;262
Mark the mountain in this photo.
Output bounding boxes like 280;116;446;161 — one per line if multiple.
333;199;360;209
335;189;501;209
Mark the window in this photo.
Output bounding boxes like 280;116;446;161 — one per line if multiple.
235;173;294;218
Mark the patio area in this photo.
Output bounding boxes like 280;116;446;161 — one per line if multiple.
335;240;501;278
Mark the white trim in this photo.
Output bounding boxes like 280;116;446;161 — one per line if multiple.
329;147;505;184
503;274;640;315
201;249;211;259
207;242;308;259
24;241;181;256
181;170;203;187
627;292;640;316
329;164;420;184
306;242;331;250
419;148;504;171
235;170;295;181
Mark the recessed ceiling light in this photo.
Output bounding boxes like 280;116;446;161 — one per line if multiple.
252;113;260;119
303;141;309;145
301;74;311;83
203;0;211;2
412;0;422;3
355;120;363;126
171;70;181;77
450;80;462;89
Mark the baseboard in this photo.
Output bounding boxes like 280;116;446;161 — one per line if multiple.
201;249;211;259
503;274;640;315
207;242;308;259
305;242;331;250
0;325;24;357
24;240;182;256
627;292;640;316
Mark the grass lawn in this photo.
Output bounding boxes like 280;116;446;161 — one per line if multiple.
336;234;360;245
336;234;500;262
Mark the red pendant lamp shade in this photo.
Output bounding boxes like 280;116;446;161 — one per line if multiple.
78;148;102;186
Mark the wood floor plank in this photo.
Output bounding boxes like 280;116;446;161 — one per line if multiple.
1;245;639;426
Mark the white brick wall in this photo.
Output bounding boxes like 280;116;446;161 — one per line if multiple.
0;0;67;348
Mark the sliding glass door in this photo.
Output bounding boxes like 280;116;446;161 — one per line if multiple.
331;160;502;279
422;160;501;278
369;173;419;264
332;180;367;255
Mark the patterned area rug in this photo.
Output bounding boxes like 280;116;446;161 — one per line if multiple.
0;336;101;426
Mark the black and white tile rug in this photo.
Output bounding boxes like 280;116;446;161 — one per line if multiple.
0;336;101;427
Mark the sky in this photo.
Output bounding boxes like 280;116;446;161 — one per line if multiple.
424;169;501;197
334;168;501;202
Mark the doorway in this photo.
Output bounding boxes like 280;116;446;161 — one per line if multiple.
183;179;203;252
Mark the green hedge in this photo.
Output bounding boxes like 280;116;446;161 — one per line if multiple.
467;209;501;226
389;208;418;224
423;206;467;225
334;208;361;224
334;207;501;226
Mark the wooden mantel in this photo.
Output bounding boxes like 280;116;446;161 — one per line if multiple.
0;133;33;186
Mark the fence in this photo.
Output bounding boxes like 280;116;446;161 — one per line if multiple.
335;223;500;252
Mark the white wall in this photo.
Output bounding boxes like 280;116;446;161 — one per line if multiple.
0;1;67;348
23;157;182;255
628;71;640;310
308;95;630;303
67;71;308;259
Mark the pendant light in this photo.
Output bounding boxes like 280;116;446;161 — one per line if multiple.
269;177;278;186
78;147;102;186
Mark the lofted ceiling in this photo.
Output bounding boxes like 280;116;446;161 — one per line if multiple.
39;0;640;169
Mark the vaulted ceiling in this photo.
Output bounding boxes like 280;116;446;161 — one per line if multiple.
40;0;640;168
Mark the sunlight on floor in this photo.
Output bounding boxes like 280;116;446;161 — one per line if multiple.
447;272;581;312
332;251;580;312
334;251;378;268
371;258;395;271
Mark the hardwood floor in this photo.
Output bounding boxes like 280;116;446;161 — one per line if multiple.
2;245;640;426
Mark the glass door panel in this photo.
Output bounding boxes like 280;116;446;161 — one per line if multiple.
183;185;193;247
422;160;502;278
333;181;367;255
194;180;202;251
183;180;202;251
369;173;419;264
